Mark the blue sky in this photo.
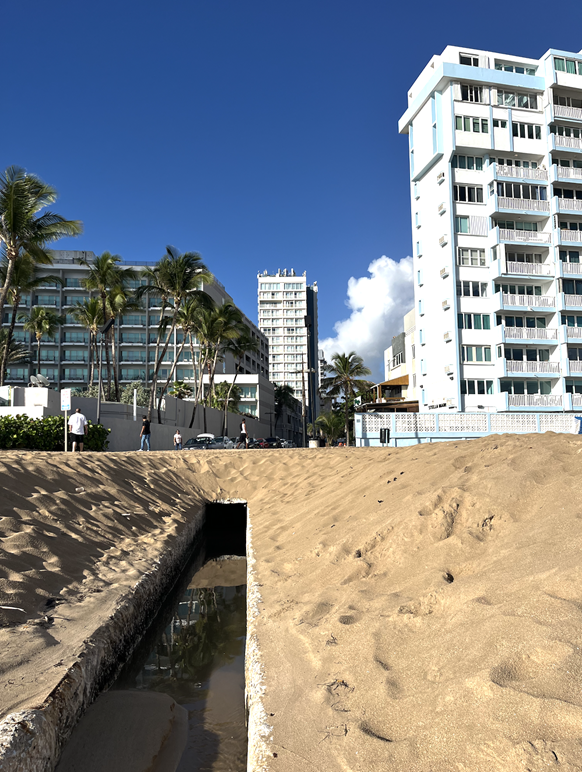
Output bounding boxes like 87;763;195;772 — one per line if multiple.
2;0;582;378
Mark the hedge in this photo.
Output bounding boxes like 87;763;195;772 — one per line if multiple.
0;415;110;452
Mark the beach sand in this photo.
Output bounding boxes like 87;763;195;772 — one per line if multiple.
2;433;582;770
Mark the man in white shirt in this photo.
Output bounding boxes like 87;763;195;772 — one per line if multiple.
68;408;88;452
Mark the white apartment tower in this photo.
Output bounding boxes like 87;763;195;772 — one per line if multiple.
399;45;582;412
257;269;319;421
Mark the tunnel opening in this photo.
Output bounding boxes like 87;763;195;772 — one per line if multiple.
56;500;249;772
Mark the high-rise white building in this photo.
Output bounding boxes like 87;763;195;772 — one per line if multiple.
257;269;319;420
399;45;582;413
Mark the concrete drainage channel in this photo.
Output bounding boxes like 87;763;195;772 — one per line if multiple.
0;499;267;772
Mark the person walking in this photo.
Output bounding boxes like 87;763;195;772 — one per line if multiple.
139;415;151;451
236;418;248;449
173;429;182;450
68;408;88;452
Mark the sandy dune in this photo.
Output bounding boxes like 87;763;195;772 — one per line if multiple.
2;434;582;770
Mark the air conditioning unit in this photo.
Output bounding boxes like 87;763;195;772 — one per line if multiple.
444;331;452;342
440;266;450;278
437;171;445;184
438;202;446;215
444;365;454;375
442;298;451;310
439;235;448;247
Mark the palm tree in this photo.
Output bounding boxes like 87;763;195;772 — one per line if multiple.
314;411;345;445
0;254;62;385
0;166;82;327
81;252;136;400
220;330;259;434
320;352;372;446
274;384;295;432
20;307;64;375
0;329;32;375
106;285;141;400
137;246;211;421
69;298;104;387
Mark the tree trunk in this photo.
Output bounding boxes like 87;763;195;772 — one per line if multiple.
157;337;186;415
222;363;240;435
101;295;112;400
188;336;200;430
88;332;94;387
111;320;120;401
0;248;17;331
0;296;20;386
37;336;41;375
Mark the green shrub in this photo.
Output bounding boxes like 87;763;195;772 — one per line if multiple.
0;414;110;451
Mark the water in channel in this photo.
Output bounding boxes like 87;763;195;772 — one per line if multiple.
57;504;248;772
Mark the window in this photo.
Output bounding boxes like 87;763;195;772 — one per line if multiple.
455;216;469;233
554;58;582;76
415;212;421;228
505;347;549;362
418;299;424;316
493;158;538;169
455;115;489;133
555;188;582;200
392;352;404;368
562;279;582;296
461;345;492;362
561;314;582;327
461;84;483;103
417;270;423;286
461;379;494;395
506;252;543;264
493;119;508;128
496;182;547;200
454;185;484;203
458;248;486;266
414;181;419;199
495;220;538;232
460;54;479;67
554;93;582;110
497;91;538;110
559;221;582;231
495;283;542;296
495;62;537;76
416;241;421;256
412;344;416;358
419;329;424;345
452;155;483;170
512;122;542;140
497;315;547;328
458;313;491;330
501;380;551;395
456;281;488;297
421;358;427;374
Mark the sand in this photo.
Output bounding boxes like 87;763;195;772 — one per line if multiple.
2;434;582;770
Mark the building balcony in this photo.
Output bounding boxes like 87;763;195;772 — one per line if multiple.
556;198;582;213
494;260;554;278
551;164;582;183
572;393;582;407
554;104;582;122
558;230;582;245
497;227;552;245
506;394;563;408
564;326;582;341
569;361;582;374
494;164;548;181
503;326;558;342
494;195;550;215
559;261;582;276
551;134;582;153
562;293;582;308
61;359;88;365
497;293;555;311
505;361;561;375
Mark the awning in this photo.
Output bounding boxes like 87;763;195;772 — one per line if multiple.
376;375;409;387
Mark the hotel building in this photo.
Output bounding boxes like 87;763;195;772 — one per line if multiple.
399;45;582;412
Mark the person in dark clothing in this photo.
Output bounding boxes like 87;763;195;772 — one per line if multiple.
236;418;248;449
139;416;151;451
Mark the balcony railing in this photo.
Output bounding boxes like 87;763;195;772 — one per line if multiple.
563;294;582;306
554;135;582;150
554;104;582;121
566;326;582;338
562;262;582;273
572;393;582;406
557;198;582;211
508;394;562;407
505;261;553;276
498;197;550;212
570;360;582;372
560;230;582;242
497;164;548;180
554;165;582;179
506;361;561;373
502;294;555;307
499;229;552;243
504;327;558;340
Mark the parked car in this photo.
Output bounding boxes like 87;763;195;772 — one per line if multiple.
184;434;234;450
264;437;282;448
250;437;268;449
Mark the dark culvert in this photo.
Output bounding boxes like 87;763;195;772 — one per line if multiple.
56;501;248;772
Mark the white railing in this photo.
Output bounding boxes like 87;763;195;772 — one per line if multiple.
562;262;582;273
502;294;555;307
572;394;582;406
554;135;582;149
498;197;550;212
558;198;582;211
566;327;582;338
554;165;582;179
563;294;582;306
497;165;548;180
508;394;562;407
505;261;553;275
506;361;561;373
499;229;552;243
560;230;582;242
439;235;448;246
504;327;558;340
440;266;450;278
554;104;582;121
570;361;582;372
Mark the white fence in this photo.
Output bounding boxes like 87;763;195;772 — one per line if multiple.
355;411;580;447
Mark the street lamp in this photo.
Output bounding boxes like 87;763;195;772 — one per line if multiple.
96;318;115;425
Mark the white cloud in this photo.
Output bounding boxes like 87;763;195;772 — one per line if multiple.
320;255;414;381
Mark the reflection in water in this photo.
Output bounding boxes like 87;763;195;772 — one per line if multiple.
114;559;247;772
